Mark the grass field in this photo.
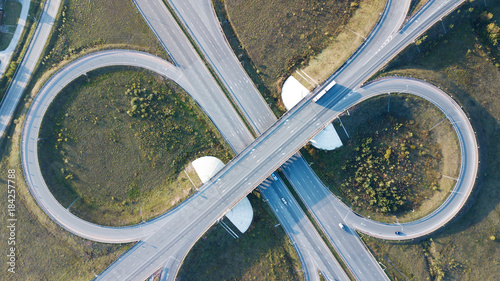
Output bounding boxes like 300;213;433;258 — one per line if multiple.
223;0;361;112
177;193;303;281
37;68;232;226
301;94;459;223
40;0;167;69
292;0;386;90
0;114;132;280
359;2;500;280
0;0;23;51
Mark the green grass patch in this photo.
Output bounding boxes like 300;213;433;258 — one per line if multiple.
38;68;232;226
302;94;459;223
177;193;303;281
0;0;23;51
0;110;132;280
361;2;500;280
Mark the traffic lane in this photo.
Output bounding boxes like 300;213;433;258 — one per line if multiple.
0;0;62;140
167;0;277;133
259;178;349;281
259;181;319;281
180;66;254;152
339;0;467;90
135;0;255;152
282;156;388;281
332;0;411;86
133;0;198;67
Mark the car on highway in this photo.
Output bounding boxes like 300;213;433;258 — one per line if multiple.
281;198;288;205
395;231;404;235
338;223;346;230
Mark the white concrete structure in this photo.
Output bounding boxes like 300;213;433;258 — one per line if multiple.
282;76;343;150
192;156;253;233
192;156;225;183
224;196;253;233
310;123;343;150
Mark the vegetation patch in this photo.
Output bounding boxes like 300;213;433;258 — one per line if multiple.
223;0;359;112
292;0;386;90
39;0;167;73
302;94;459;222
0;111;131;280
177;193;303;281
364;2;500;280
339;116;441;214
38;68;231;226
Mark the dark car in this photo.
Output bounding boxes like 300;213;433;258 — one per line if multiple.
395;231;404;235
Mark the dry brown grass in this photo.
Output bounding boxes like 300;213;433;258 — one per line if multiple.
0;111;131;280
225;0;358;102
293;0;387;89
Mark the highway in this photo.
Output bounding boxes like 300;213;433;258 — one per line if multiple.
18;16;347;281
282;155;388;280
14;0;476;280
133;0;352;279
259;177;349;281
166;0;276;134
164;0;409;279
0;0;61;140
132;0;254;153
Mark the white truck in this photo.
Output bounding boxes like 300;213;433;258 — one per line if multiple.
313;80;336;102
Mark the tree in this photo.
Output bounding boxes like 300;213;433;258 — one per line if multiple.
486;22;500;46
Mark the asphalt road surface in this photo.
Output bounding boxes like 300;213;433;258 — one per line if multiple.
0;0;61;140
166;0;276;134
133;0;254;153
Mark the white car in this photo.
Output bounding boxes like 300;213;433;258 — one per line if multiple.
272;173;278;181
281;198;288;205
338;223;346;230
